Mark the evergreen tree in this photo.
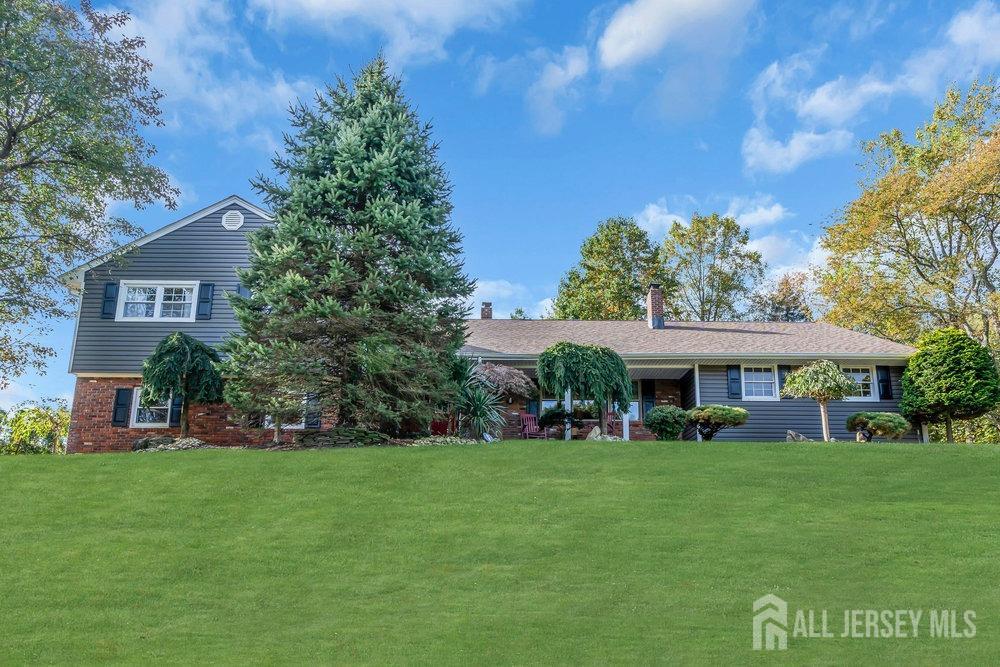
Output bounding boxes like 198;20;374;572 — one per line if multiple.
141;332;223;438
223;57;473;434
900;328;1000;441
552;217;668;320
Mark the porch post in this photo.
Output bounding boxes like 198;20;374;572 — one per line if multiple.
694;363;702;442
920;422;929;443
622;405;630;441
564;387;572;440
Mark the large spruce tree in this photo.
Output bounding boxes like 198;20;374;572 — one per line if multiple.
223;57;473;434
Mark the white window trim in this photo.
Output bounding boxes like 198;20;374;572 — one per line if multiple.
741;364;780;402
115;280;199;323
129;387;171;428
841;365;878;402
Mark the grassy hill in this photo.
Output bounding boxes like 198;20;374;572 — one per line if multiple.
2;440;999;663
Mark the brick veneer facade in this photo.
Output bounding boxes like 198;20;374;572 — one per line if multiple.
68;377;308;453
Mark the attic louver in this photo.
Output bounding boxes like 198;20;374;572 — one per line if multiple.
221;210;244;230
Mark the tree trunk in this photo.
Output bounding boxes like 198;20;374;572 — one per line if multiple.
819;401;831;442
599;399;608;436
180;399;189;439
945;415;954;443
273;418;282;445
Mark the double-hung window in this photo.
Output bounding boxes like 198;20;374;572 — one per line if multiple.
842;366;875;400
130;387;170;428
742;365;778;401
116;281;198;322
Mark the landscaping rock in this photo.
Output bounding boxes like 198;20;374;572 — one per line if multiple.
786;430;812;442
132;436;174;451
293;427;389;449
134;437;226;452
586;426;602;440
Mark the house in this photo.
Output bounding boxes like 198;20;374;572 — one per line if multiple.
465;295;918;442
61;195;918;452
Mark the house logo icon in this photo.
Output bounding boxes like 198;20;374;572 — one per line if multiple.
753;594;788;650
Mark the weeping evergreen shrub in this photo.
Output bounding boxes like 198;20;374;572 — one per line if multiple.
536;342;631;436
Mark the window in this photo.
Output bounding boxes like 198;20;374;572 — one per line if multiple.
116;281;198;322
742;365;778;401
842;366;875;400
263;395;320;430
130;387;170;428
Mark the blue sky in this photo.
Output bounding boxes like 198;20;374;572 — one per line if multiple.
6;0;1000;408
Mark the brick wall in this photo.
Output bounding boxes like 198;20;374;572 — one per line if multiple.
67;377;313;453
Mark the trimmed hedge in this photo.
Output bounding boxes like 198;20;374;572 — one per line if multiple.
686;405;748;441
846;412;910;442
643;405;688;440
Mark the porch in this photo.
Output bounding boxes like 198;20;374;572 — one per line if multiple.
499;363;698;441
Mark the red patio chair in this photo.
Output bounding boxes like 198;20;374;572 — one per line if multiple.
520;413;549;439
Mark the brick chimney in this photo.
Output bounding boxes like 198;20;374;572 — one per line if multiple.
481;301;493;319
646;284;665;329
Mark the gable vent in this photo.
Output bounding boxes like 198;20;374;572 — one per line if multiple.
221;210;244;230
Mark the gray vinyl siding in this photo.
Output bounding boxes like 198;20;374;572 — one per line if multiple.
70;203;264;374
697;364;915;442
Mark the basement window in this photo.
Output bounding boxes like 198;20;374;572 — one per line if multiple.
130;387;170;428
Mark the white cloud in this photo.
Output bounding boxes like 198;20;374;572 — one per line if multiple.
474;45;590;135
758;235;830;278
110;0;314;141
636;198;686;240
744;1;1000;173
815;1;895;41
532;297;555;319
526;46;589;135
0;381;38;411
726;194;790;228
796;74;895;126
597;0;756;70
248;0;522;64
742;126;853;174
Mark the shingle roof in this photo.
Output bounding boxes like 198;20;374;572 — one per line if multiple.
461;320;914;359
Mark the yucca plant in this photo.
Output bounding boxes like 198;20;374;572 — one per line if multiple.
458;383;506;440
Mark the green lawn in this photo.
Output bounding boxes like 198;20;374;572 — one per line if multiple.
2;440;999;664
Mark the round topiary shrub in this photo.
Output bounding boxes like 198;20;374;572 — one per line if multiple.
900;328;1000;442
643;405;688;440
686;404;749;441
846;412;911;442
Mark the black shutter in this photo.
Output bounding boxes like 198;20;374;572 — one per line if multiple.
304;394;321;429
727;366;742;399
101;282;119;319
196;283;215;320
778;365;791;398
876;366;893;400
112;388;132;426
641;379;656;417
169;395;183;427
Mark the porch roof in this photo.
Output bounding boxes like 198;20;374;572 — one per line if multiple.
461;319;914;361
